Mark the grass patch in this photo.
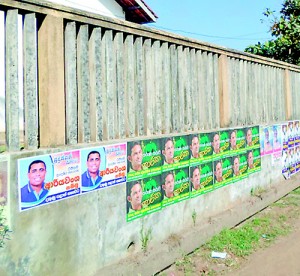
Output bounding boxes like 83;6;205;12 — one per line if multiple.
205;212;291;257
291;188;300;195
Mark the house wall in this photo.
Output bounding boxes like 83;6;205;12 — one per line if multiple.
1;1;300;275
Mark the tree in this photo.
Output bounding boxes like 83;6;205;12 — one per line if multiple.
245;0;300;65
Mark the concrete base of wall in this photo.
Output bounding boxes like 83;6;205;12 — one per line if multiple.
97;175;300;276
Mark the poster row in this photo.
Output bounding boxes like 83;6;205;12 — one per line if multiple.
259;121;300;178
126;149;261;221
18;125;260;212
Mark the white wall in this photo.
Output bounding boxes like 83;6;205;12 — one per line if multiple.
45;0;125;20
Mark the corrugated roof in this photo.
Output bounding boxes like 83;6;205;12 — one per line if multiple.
115;0;158;24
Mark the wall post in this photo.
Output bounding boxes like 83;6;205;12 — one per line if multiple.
218;54;230;128
38;15;65;147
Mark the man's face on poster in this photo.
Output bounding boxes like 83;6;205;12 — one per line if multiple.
164;140;175;161
190;136;200;157
191;167;201;190
265;129;269;143
129;144;143;168
87;153;101;174
215;162;223;181
28;162;47;188
230;131;236;148
128;182;143;210
163;173;175;197
247;129;252;145
233;157;240;175
212;134;220;153
248;152;253;166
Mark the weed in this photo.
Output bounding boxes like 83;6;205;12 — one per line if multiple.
192;209;197;226
0;206;10;248
140;223;152;253
0;145;6;154
250;186;266;199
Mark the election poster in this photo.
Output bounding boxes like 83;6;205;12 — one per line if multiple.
260;126;273;156
189;133;202;166
288;148;296;176
219;129;230;156
189;165;201;197
235;128;246;153
288;121;295;149
190;161;214;198
200;161;214;193
161;135;190;172
232;153;248;182
161;168;190;208
247;148;261;174
213;157;233;189
126;175;162;222
295;146;300;173
81;143;127;193
210;132;222;161
245;126;260;149
272;124;282;163
18;150;81;211
282;123;288;151
282;149;290;178
228;129;238;154
199;132;213;162
294;121;300;147
127;139;162;181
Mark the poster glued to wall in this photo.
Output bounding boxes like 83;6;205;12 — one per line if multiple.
127;139;162;181
213;157;233;189
126;175;162;222
161;135;190;172
161;168;190;208
18;143;127;211
189;161;214;198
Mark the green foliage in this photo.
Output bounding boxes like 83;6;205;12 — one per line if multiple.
250;186;266;199
245;0;300;65
0;206;9;248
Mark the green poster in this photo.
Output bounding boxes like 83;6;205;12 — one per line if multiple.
245;126;260;149
228;128;246;155
161;136;190;172
126;175;162;222
232;153;248;182
210;132;222;161
189;133;202;166
213;157;233;189
247;148;261;174
199;132;213;162
190;162;214;197
127;139;162;181
220;130;230;156
161;168;190;208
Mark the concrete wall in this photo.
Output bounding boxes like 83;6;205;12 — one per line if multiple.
1;1;300;275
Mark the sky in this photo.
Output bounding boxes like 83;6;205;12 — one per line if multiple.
145;0;284;51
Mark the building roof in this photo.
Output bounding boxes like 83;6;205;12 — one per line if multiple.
115;0;158;24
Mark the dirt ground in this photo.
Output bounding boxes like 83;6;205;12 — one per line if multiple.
157;191;300;276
